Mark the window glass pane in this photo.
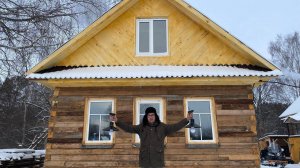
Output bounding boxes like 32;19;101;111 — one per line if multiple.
153;20;167;53
188;101;211;114
88;115;100;141
90;102;112;114
139;22;150;52
100;115;111;141
187;100;214;141
139;103;160;123
190;113;201;140
201;114;213;140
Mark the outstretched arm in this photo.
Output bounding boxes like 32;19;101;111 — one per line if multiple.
111;114;140;134
165;118;189;135
116;121;140;134
165;112;192;135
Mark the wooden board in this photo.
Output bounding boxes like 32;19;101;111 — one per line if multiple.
289;137;300;163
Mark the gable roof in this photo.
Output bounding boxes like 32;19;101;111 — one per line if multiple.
27;0;279;74
280;96;300;118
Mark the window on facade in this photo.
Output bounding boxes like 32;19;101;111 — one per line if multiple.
185;98;217;144
136;19;168;56
84;98;115;144
134;98;165;143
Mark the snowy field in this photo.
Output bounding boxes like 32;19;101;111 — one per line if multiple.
261;164;300;168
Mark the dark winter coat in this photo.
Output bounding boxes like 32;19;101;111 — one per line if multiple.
116;119;188;167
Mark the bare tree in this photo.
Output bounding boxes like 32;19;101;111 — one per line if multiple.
254;32;300;106
253;32;300;138
269;32;300;102
0;0;120;149
0;0;120;77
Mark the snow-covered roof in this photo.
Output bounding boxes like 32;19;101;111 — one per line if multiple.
279;96;300;118
26;66;282;80
0;149;34;153
289;112;300;121
259;135;289;141
0;149;45;161
282;113;300;123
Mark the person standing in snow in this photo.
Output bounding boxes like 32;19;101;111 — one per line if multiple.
110;107;192;167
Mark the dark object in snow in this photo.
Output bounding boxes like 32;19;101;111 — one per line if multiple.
260;143;294;168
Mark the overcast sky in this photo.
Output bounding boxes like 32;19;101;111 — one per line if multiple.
185;0;300;61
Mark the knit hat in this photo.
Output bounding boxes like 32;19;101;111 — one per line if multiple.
143;107;161;126
145;107;157;115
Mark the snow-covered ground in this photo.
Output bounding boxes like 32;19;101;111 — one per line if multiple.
261;164;300;168
3;149;300;167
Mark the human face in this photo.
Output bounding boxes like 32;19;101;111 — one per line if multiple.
147;113;156;124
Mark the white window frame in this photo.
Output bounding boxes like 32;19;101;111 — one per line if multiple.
134;98;165;143
184;97;218;144
136;18;168;56
83;98;116;145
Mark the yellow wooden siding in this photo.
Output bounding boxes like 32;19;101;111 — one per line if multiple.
35;76;274;89
289;137;300;163
58;0;255;67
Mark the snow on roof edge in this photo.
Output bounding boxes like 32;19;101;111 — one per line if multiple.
279;96;300;118
26;65;282;80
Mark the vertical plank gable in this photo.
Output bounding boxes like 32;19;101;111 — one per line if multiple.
57;0;255;67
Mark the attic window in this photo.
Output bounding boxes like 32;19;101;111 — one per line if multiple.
136;19;168;56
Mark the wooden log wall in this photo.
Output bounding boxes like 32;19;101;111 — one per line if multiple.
45;86;259;168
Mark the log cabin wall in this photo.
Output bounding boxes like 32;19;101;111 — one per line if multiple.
45;85;259;168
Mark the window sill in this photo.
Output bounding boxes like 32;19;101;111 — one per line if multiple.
81;144;114;149
186;143;219;149
133;143;168;149
136;54;169;57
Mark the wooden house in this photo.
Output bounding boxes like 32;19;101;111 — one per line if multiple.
279;97;300;163
27;0;281;167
